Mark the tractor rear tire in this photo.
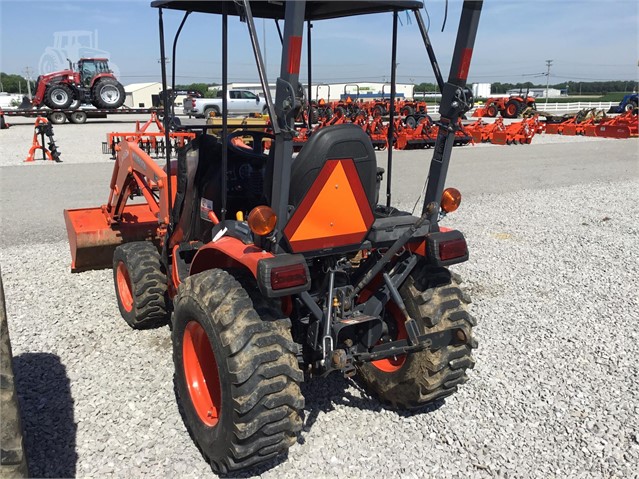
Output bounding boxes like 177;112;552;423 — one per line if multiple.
356;265;477;409
404;115;417;129
112;242;169;329
1;274;29;478
401;106;415;116
172;269;304;474
91;78;125;109
44;83;74;109
503;100;523;118
625;100;637;112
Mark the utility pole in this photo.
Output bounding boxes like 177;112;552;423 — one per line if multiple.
544;59;553;105
23;67;34;99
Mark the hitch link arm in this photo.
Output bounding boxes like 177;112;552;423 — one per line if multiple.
382;272;420;346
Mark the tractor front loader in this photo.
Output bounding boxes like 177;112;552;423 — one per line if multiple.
64;0;482;473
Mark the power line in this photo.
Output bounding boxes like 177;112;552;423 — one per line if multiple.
544;59;553;105
23;66;34;99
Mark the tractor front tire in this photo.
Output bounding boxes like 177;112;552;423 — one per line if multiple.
485;104;498;117
113;242;169;329
44;83;74;109
356;265;477;409
92;78;125;109
173;269;304;474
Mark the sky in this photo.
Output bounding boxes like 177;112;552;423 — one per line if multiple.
0;0;637;88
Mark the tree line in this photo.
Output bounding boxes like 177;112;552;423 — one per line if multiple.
0;73;35;94
416;80;638;95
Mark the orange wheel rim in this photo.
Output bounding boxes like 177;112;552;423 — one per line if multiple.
116;262;133;312
372;301;408;373
183;321;222;427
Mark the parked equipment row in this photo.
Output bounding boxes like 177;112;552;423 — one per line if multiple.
544;110;637;139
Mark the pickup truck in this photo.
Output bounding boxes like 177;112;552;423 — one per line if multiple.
184;89;268;118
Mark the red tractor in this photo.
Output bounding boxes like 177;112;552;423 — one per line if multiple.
482;93;536;118
32;58;125;110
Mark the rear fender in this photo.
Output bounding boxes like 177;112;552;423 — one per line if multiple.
90;73;117;88
189;236;274;279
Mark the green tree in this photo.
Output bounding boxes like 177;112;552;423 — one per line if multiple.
414;82;438;93
0;72;32;94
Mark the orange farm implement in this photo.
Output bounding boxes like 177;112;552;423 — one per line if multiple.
543;110;637;139
593;111;638;139
462;117;541;145
25;117;62;162
102;112;195;158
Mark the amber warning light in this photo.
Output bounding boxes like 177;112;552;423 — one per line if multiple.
248;205;277;236
441;187;462;213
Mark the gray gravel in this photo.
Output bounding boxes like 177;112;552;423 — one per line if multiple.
2;175;638;477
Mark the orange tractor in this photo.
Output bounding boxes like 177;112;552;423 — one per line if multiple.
64;0;482;473
32;58;125;110
477;93;536;118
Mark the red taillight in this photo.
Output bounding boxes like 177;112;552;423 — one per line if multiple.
271;264;308;290
191;98;196;108
439;238;467;261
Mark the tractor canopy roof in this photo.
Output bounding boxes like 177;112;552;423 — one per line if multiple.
151;1;423;20
79;58;109;62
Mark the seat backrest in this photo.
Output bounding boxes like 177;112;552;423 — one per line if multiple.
171;134;222;244
289;124;378;208
283;124;378;254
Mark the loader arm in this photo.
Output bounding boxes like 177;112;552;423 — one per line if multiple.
104;140;172;226
64;141;173;272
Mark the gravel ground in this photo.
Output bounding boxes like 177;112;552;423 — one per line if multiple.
1;175;638;478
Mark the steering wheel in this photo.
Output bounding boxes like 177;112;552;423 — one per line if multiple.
226;130;274;162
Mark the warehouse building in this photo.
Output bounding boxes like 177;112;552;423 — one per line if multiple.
124;82;163;108
124;82;194;109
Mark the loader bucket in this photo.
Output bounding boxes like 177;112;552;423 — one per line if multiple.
18;96;33;109
595;125;630;139
64;204;160;272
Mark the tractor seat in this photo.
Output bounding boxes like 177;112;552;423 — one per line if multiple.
171;133;270;244
289;124;378;208
283;124;378;254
